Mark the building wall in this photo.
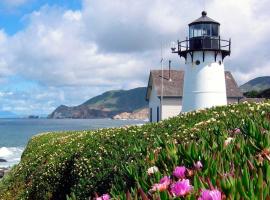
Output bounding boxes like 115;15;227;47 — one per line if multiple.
161;98;182;120
227;97;240;104
148;88;241;123
148;85;160;122
182;52;227;112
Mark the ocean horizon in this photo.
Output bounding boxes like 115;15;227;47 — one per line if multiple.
0;118;146;168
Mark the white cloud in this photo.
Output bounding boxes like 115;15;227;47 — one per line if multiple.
1;0;31;7
1;0;270;114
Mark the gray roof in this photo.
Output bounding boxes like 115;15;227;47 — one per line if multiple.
146;70;243;100
189;11;220;26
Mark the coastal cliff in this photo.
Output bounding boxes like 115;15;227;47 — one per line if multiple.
113;108;148;120
48;87;148;119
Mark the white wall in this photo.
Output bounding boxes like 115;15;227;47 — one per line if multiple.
161;98;182;120
182;51;227;112
149;85;160;122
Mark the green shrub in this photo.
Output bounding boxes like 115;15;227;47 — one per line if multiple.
114;110;270;199
1;102;270;199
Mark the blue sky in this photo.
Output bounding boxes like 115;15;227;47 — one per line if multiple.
0;0;82;35
0;0;83;115
0;0;270;116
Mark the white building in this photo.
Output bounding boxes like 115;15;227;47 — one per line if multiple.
146;70;243;122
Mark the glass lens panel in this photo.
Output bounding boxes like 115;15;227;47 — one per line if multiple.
202;24;207;36
211;24;219;36
189;27;193;38
206;24;211;35
194;24;201;37
202;24;211;36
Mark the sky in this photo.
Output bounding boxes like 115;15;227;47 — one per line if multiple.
0;0;270;116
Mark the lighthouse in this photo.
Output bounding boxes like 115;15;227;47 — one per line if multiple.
172;11;231;112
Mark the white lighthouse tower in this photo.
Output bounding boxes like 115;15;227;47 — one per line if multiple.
172;11;231;112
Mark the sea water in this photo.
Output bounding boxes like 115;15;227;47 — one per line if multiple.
0;118;146;168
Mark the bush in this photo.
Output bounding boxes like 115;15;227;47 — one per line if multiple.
113;104;270;199
1;102;270;199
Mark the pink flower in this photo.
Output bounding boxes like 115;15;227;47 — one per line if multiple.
151;176;171;192
194;161;203;170
234;128;241;134
151;183;168;192
170;179;193;197
173;166;186;179
96;194;110;200
160;176;171;185
229;128;241;135
198;189;222;200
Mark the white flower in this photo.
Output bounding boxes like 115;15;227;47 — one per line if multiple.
147;166;159;175
224;137;234;147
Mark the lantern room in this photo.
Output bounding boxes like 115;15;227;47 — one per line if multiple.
172;11;231;61
189;11;221;50
189;11;220;39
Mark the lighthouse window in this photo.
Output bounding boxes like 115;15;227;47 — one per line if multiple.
190;24;202;37
202;24;211;36
190;24;215;38
211;24;219;37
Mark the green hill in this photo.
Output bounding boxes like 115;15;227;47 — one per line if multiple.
2;102;270;199
244;88;270;99
48;87;148;119
240;76;270;92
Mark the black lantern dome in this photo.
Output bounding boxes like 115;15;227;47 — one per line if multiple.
172;11;231;61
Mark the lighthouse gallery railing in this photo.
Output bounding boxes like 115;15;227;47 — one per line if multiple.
172;36;231;61
175;36;231;53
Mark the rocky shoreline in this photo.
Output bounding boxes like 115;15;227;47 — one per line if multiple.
113;108;148;120
0;158;9;179
0;167;10;179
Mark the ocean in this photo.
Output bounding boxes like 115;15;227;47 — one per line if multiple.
0;118;146;168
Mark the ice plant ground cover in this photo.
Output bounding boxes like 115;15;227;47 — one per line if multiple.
1;102;270;199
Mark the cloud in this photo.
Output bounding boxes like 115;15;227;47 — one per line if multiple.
1;0;270;114
1;0;31;7
0;30;12;82
5;5;160;89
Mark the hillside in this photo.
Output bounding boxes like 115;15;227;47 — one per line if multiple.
240;76;270;92
1;102;270;199
243;88;270;99
48;87;148;119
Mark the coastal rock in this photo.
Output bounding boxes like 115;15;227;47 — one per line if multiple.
0;158;7;162
0;168;9;179
113;108;149;120
0;170;3;178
